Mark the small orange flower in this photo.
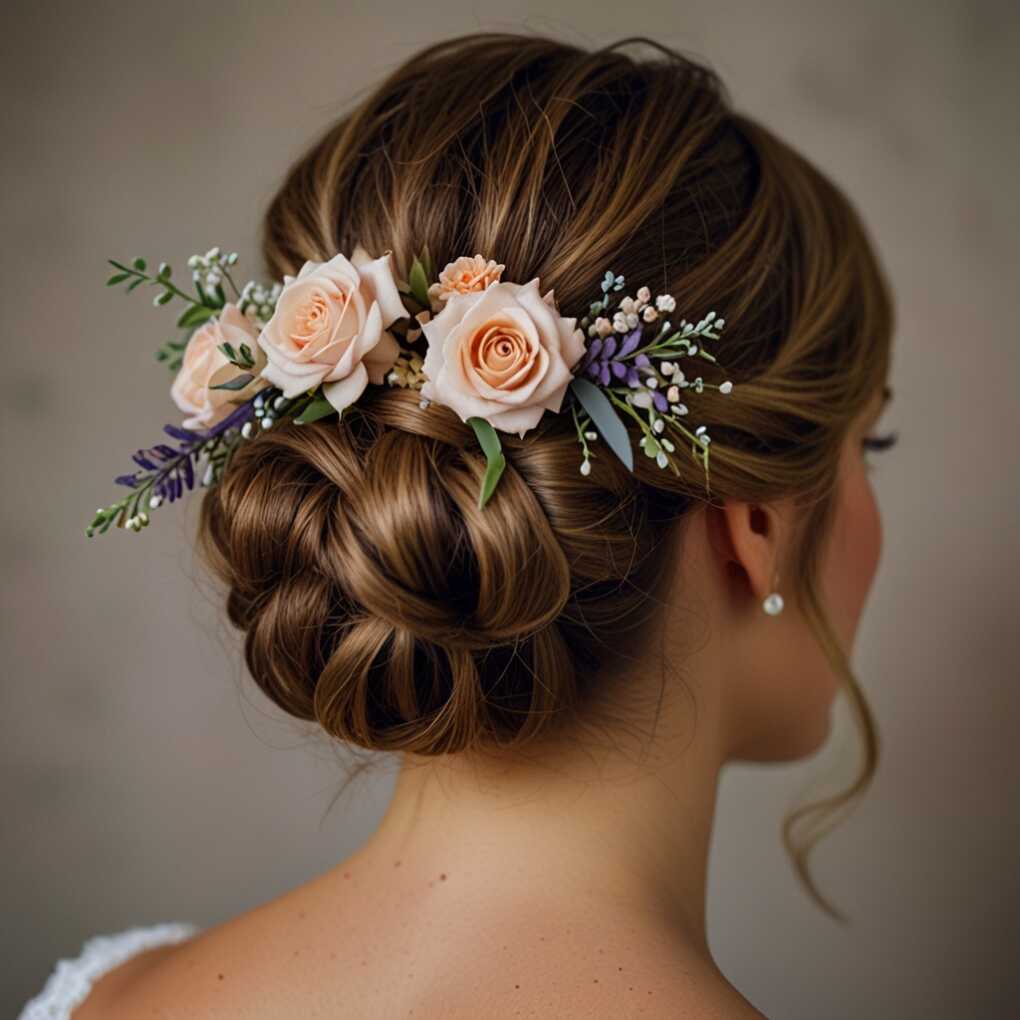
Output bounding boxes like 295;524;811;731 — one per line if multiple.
428;255;505;305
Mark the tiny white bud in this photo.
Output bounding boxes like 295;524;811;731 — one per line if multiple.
636;286;651;304
656;450;669;469
625;312;639;329
620;296;635;314
272;396;286;411
646;376;658;389
666;385;680;403
241;421;255;438
579;459;592;476
584;430;598;441
148;495;163;509
652;418;665;434
656;294;676;313
719;380;733;394
261;416;274;429
642;305;658;322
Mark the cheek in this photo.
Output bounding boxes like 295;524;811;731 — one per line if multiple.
824;451;883;648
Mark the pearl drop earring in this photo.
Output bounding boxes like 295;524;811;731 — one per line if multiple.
762;573;784;616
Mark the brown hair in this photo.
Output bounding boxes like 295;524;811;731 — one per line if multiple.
197;32;894;919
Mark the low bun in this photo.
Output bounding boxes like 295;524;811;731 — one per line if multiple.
199;388;584;754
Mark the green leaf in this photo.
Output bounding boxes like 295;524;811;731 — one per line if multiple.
467;416;507;509
420;246;434;282
177;304;216;329
156;290;174;305
569;377;634;472
158;262;172;280
127;278;145;292
210;372;255;391
408;255;431;308
106;272;130;286
294;395;336;424
238;343;255;366
178;305;216;329
217;341;238;362
133;257;147;271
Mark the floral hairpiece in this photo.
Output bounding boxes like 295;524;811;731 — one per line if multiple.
85;247;733;536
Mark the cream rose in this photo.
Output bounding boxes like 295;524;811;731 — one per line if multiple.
419;278;587;437
170;303;268;429
257;245;408;413
427;255;505;305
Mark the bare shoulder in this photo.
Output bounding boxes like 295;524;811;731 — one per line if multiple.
72;869;768;1019
409;908;769;1020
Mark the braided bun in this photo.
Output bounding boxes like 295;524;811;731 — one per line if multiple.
198;388;663;753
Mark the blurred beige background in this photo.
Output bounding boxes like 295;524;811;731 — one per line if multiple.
3;1;1018;1016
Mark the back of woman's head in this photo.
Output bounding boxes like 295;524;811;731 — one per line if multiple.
197;32;894;913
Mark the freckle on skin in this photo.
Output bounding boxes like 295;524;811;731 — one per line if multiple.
217;974;224;981
440;873;447;881
344;872;351;879
394;860;402;868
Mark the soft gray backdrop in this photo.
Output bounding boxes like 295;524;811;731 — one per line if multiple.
3;1;1018;1017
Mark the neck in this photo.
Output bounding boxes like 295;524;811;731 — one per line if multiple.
355;675;726;961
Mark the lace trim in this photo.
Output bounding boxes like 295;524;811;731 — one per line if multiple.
19;922;200;1019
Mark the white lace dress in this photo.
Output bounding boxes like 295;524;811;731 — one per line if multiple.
18;922;200;1019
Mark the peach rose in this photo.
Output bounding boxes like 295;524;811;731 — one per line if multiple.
257;245;408;413
427;255;505;305
170;303;268;429
419;278;587;437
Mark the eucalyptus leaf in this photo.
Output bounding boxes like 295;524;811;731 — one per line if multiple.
209;373;255;392
569;377;634;472
467;416;507;509
156;290;174;305
295;395;336;425
408;255;431;308
106;272;130;286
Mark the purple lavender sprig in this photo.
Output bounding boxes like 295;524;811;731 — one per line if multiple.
576;326;672;411
86;397;266;536
569;275;735;487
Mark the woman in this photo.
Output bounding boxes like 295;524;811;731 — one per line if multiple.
23;30;897;1019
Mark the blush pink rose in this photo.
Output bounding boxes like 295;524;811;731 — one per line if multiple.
257;245;408;413
170;303;268;429
419;278;587;437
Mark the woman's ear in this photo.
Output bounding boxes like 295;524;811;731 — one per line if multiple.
706;498;789;609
